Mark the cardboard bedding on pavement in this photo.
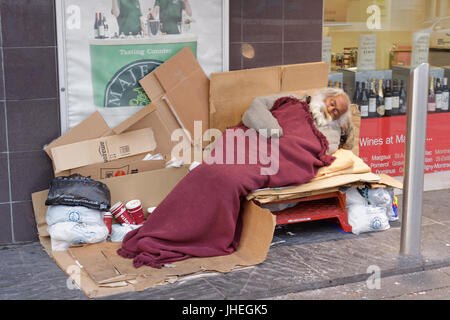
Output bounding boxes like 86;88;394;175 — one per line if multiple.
31;49;403;298
31;151;402;298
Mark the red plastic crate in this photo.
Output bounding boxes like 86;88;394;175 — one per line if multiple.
269;191;352;232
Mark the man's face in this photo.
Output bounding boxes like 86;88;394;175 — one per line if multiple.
324;94;348;120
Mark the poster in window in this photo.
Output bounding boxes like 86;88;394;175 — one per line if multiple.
56;0;229;132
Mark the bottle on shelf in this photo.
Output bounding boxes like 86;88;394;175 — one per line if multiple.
373;79;383;117
435;78;443;113
399;80;407;114
391;79;400;115
335;81;342;89
427;76;436;113
98;13;105;39
360;82;369;118
384;79;392;117
442;77;449;112
328;80;333;88
353;81;361;105
103;15;109;38
94;12;99;38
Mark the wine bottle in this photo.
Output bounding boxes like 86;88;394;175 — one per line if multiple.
391;79;400;115
384;79;392;117
103;15;109;37
94;12;99;38
369;80;377;118
353;81;361;105
360;82;369;118
98;13;105;39
435;78;443;113
328;80;333;88
427;76;436;113
399;80;407;114
375;79;384;117
442;77;449;112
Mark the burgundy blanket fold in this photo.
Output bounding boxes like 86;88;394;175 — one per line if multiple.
117;97;335;268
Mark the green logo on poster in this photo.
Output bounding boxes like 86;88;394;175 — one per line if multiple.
104;59;162;107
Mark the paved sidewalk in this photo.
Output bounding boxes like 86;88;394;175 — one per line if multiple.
1;189;449;300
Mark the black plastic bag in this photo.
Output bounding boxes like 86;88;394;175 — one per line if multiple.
45;174;111;211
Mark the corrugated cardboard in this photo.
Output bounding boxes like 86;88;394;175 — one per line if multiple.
111;103;177;157
138;47;210;144
43;105;170;179
209;62;329;134
73;155;166;181
31;167;276;298
51;128;157;174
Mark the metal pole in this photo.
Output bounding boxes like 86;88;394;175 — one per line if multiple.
400;63;429;256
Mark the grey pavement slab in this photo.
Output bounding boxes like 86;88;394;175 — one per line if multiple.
265;267;450;300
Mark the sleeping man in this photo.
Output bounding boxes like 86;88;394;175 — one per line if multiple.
118;88;355;269
242;87;354;155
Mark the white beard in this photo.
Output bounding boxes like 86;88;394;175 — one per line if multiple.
309;92;333;127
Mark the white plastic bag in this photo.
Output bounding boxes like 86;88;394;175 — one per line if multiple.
367;188;398;221
110;223;142;242
50;238;71;251
345;188;367;206
46;205;104;226
347;203;390;235
47;222;109;245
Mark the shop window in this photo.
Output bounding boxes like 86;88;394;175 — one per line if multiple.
323;0;450;182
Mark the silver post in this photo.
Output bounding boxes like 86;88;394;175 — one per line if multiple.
399;63;429;256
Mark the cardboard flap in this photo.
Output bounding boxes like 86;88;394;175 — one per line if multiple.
209;66;281;133
139;46;210;139
281;62;329;92
44;111;112;160
153;47;200;93
112;104;157;135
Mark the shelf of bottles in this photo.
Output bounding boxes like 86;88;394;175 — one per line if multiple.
346;74;450;177
352;75;449;117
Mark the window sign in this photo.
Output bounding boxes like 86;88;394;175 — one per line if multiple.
357;34;377;71
410;32;430;69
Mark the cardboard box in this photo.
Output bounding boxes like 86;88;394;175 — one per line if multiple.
51;128;156;174
44;106;168;180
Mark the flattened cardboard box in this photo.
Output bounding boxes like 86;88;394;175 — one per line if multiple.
31;167;276;298
44;106;166;179
209;61;329;134
51;128;156;173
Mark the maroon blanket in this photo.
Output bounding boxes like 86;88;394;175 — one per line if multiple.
117;97;335;268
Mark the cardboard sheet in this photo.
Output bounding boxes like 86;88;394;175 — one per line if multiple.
209;62;329;134
31;166;276;298
139;47;210;142
247;172;383;204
